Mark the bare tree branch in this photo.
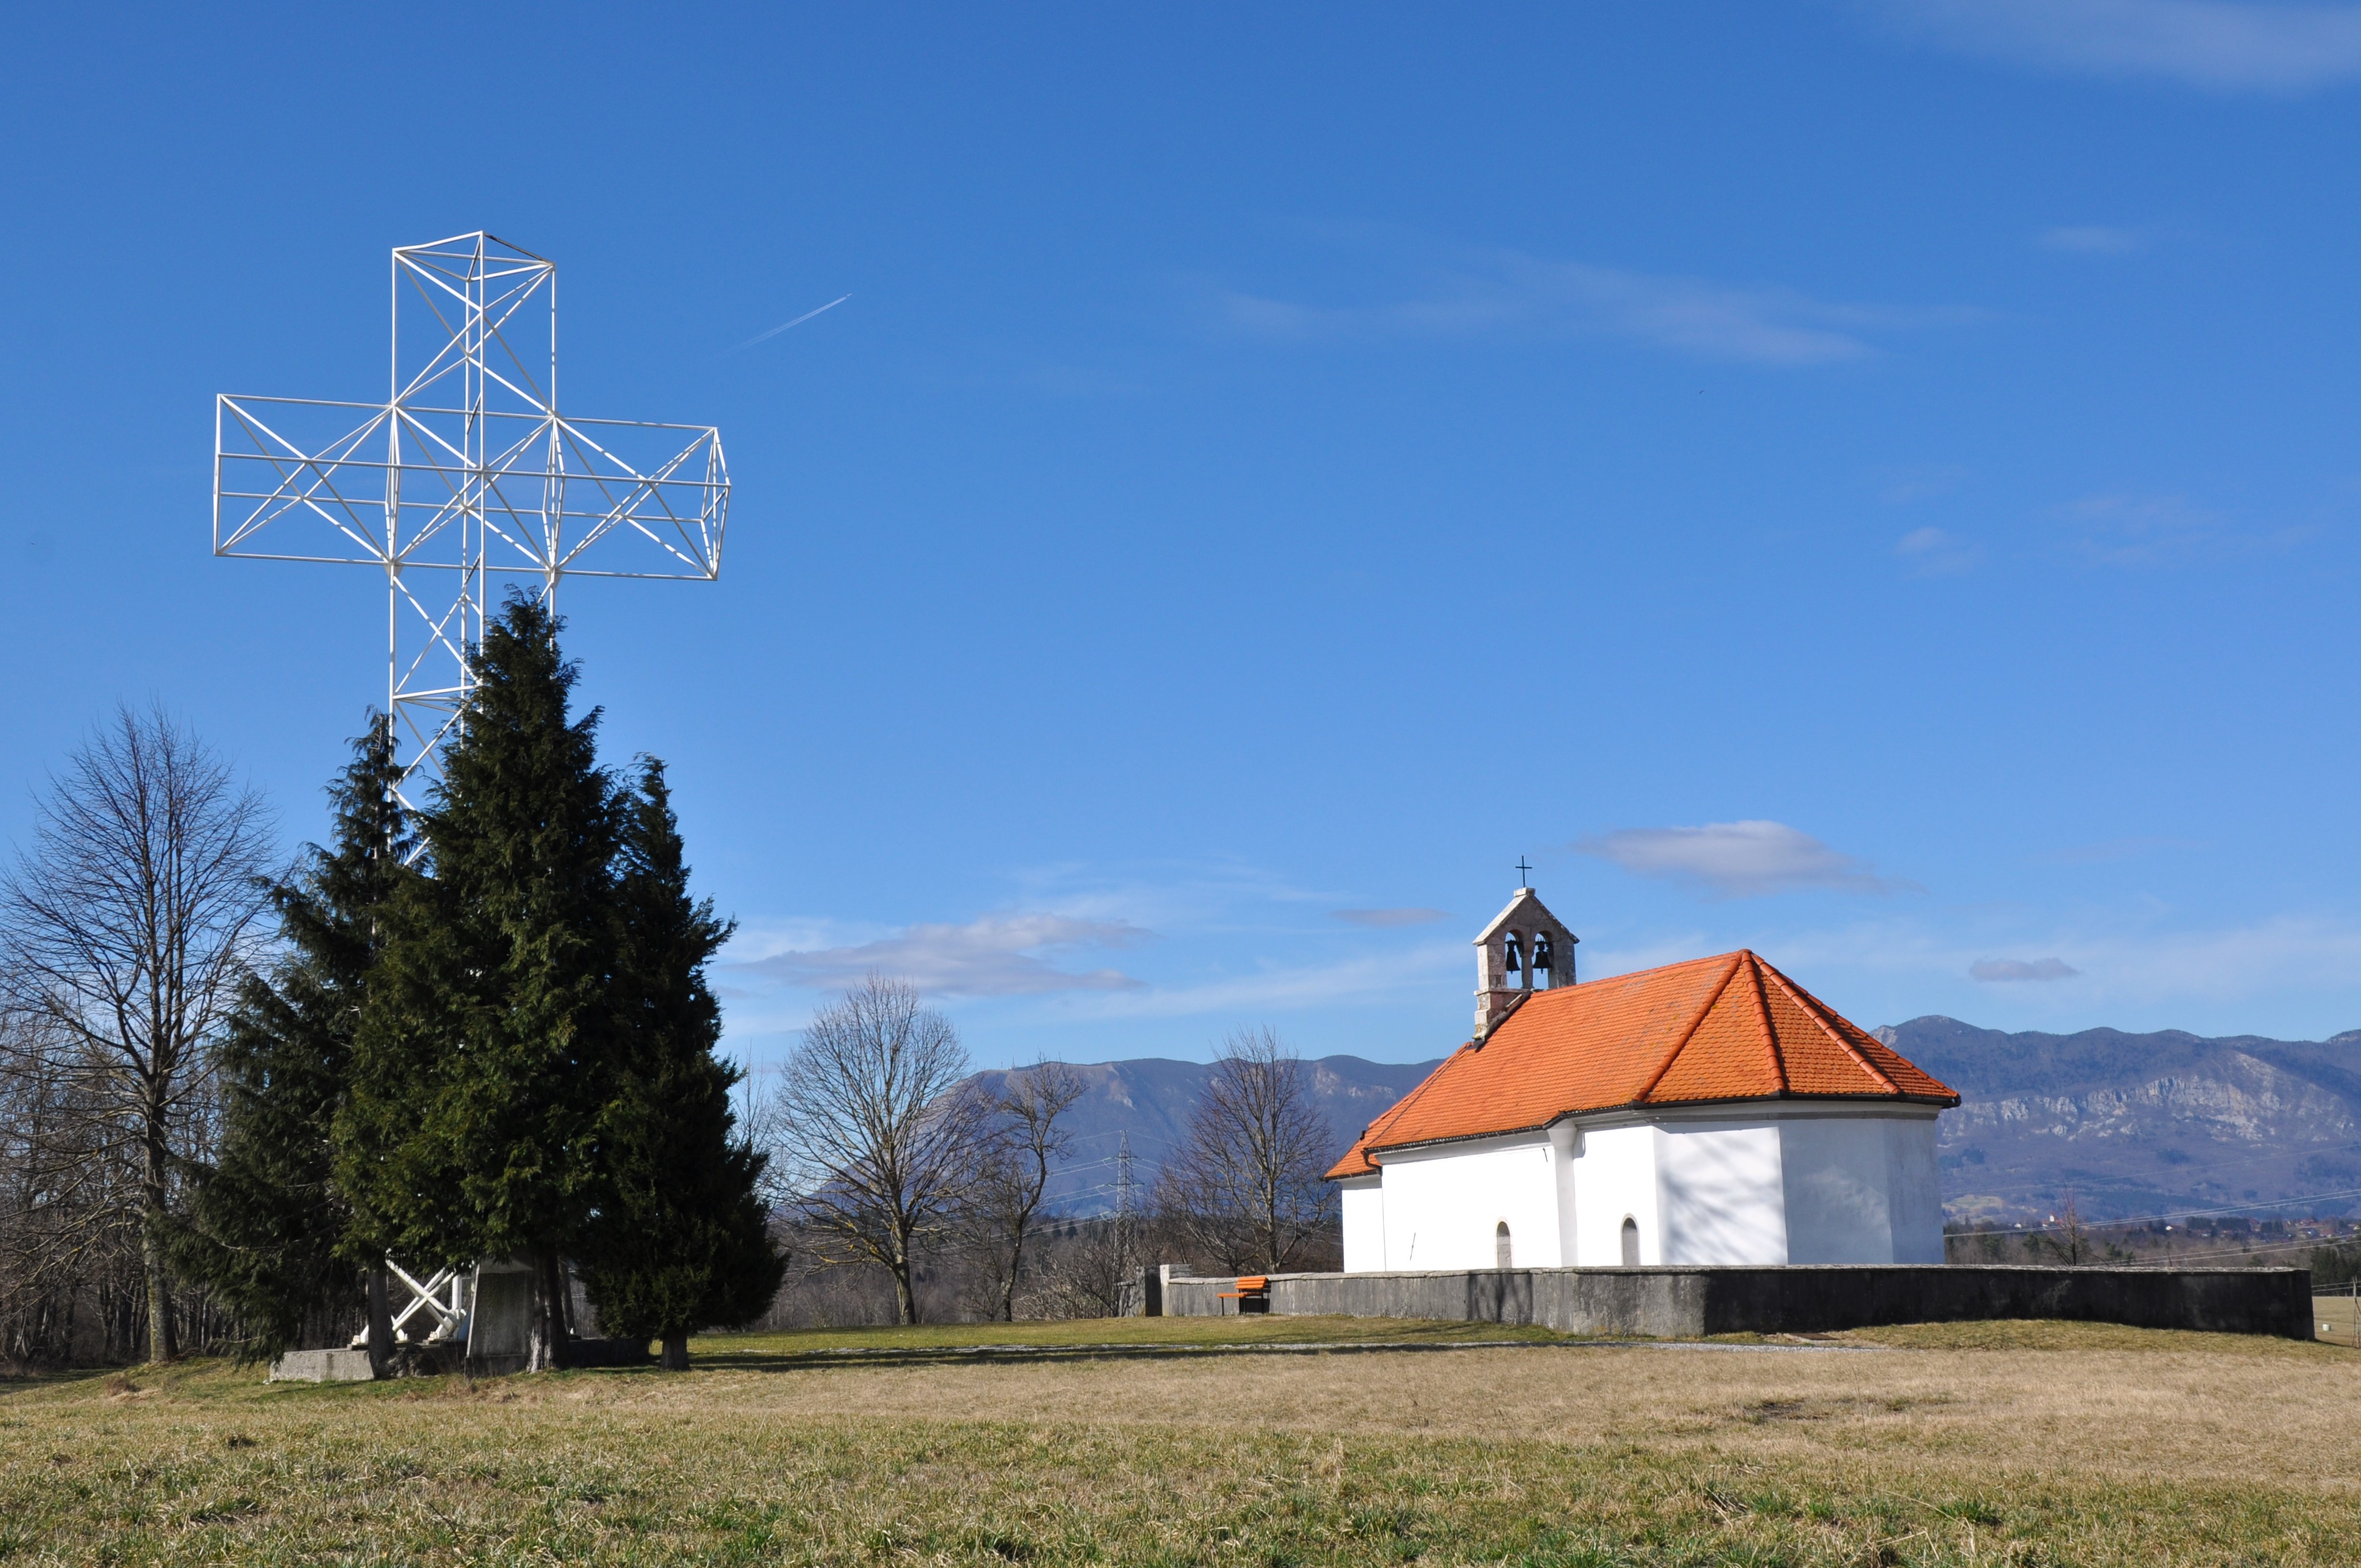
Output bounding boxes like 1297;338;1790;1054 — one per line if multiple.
0;705;276;1361
766;975;986;1325
1154;1026;1336;1275
964;1059;1083;1321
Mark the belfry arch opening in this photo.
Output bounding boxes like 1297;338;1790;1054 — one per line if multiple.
1473;886;1579;1040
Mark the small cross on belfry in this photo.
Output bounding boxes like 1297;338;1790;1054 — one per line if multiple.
212;231;732;807
1516;856;1533;889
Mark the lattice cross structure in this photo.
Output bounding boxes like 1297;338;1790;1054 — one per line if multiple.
214;231;730;806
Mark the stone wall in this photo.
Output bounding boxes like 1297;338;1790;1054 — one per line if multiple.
1161;1264;2313;1339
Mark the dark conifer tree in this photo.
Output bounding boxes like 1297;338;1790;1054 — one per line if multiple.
339;595;620;1371
177;716;412;1364
578;760;783;1369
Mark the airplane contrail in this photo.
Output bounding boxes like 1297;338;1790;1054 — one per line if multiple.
725;294;851;354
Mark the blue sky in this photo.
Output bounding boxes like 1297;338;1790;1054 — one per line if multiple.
5;2;2360;1070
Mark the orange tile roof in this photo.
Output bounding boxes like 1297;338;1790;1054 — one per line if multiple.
1325;950;1957;1179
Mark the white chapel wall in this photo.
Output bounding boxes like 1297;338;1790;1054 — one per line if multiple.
1376;1134;1560;1270
1567;1123;1660;1265
1778;1113;1929;1263
1654;1121;1790;1265
1339;1177;1386;1272
1880;1115;1945;1264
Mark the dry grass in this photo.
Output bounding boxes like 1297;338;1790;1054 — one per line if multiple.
704;1313;1578;1361
1;1316;2354;1564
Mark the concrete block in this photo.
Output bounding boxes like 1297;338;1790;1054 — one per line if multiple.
268;1349;376;1382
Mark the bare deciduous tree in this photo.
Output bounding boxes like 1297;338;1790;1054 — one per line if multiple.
1033;1211;1156;1319
1154;1026;1335;1275
965;1059;1083;1321
768;976;986;1325
0;706;276;1362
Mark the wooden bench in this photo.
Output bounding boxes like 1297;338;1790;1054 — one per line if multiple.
1217;1275;1271;1314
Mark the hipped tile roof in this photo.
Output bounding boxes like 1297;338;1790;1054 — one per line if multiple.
1326;950;1957;1179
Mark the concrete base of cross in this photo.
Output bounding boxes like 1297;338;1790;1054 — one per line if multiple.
267;1349;376;1382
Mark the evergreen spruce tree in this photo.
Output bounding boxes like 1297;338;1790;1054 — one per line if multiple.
176;716;412;1365
578;760;783;1369
338;596;620;1371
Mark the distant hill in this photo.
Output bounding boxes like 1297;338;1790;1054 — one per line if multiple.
988;1021;2361;1224
968;1055;1440;1214
1876;1017;2361;1222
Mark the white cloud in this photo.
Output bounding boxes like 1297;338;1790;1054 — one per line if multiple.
1763;912;2361;1015
1330;907;1448;928
1895;524;1980;576
1970;957;2084;982
1576;821;1916;898
736;913;1153;997
1860;0;2361;93
2039;224;2146;254
1068;945;1464;1021
1215;248;1972;366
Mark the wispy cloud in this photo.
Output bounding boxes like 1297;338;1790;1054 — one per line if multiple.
1876;463;1972;505
1068;946;1463;1021
1970;957;2083;982
1858;0;2361;93
2038;836;2199;866
1214;248;1972;366
1769;910;2361;1016
2057;492;2225;565
1576;821;1918;898
735;913;1153;997
1330;907;1448;928
2039;224;2146;254
1895;524;1979;576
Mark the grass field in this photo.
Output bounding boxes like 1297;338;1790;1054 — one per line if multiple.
3;1316;2355;1565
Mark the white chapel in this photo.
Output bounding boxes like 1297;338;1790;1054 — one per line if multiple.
1328;889;1958;1271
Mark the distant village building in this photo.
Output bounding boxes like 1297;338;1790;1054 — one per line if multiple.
1327;889;1960;1270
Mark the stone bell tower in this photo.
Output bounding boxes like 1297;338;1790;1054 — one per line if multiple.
1473;883;1578;1041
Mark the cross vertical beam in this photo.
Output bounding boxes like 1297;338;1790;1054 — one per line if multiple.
214;231;732;810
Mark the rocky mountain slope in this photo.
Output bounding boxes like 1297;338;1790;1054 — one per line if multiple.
1876;1017;2361;1222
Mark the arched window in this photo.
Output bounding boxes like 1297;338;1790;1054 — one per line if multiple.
1494;1221;1513;1269
1620;1216;1640;1267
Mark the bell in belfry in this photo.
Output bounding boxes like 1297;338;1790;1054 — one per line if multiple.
1504;934;1523;976
1532;933;1554;983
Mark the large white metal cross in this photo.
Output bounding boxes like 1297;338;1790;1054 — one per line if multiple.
214;231;731;807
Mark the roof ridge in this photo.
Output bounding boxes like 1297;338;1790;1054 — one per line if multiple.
1743;951;1788;1095
1782;975;1960;1102
1570;948;1746;991
1632;951;1749;1104
1760;959;1897;1094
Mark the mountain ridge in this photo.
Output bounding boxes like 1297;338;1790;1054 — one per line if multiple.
993;1018;2361;1222
968;1054;1440;1214
1875;1016;2361;1220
